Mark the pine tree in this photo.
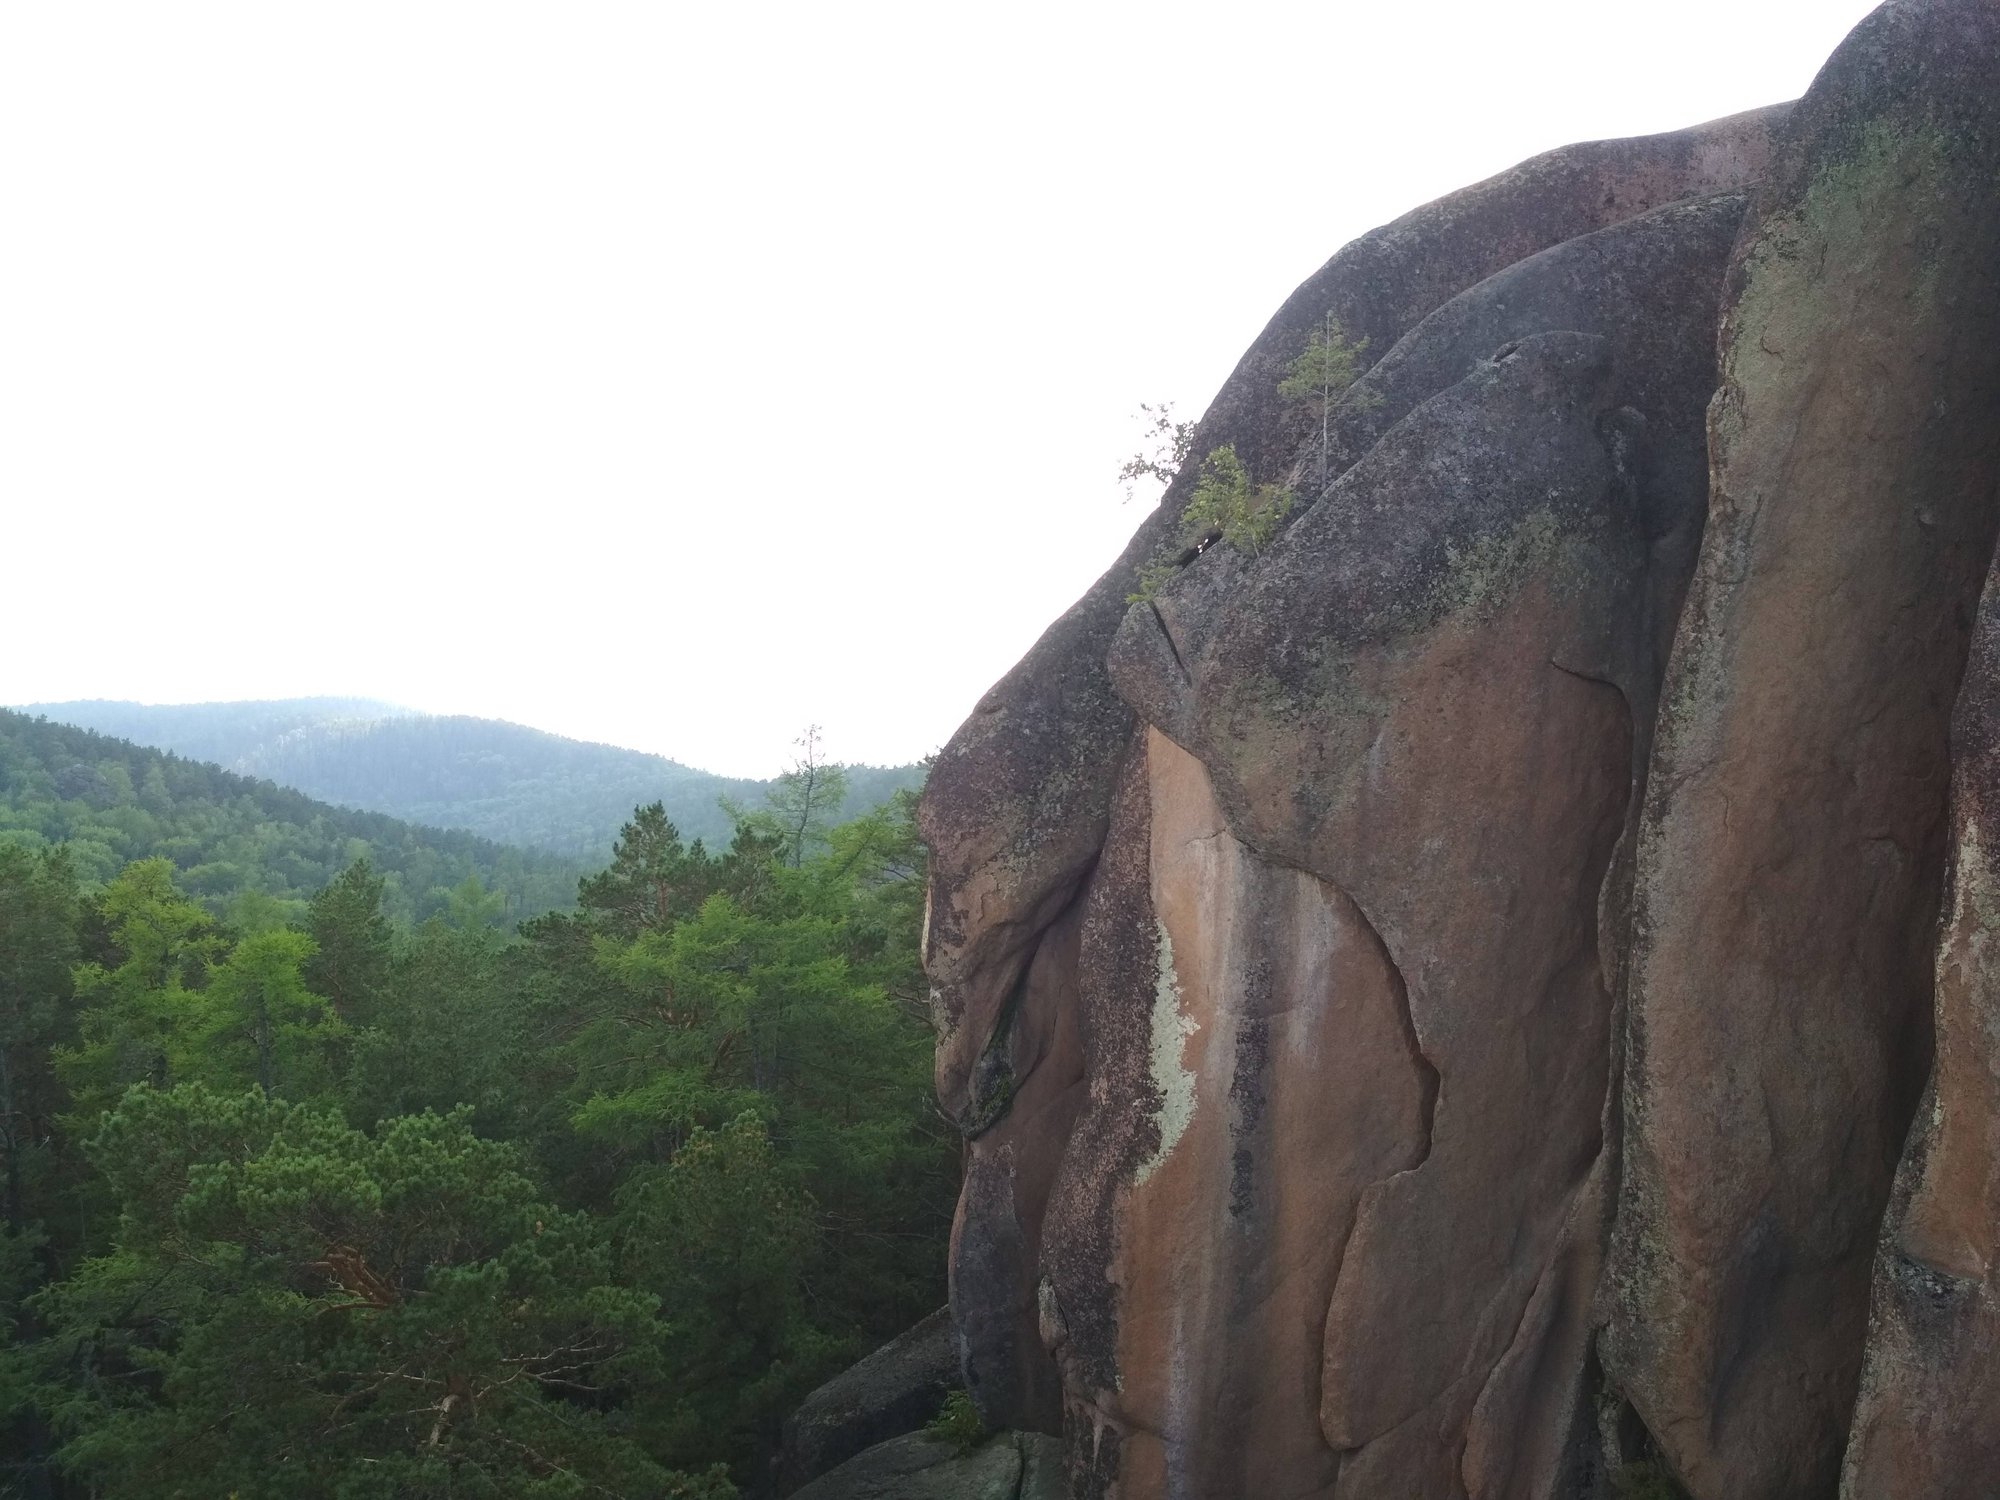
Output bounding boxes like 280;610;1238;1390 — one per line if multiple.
0;845;80;1234
57;860;223;1118
1278;311;1370;478
31;1085;723;1500
304;859;392;1024
760;727;848;869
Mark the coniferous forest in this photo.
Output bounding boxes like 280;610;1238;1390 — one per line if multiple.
21;701;926;859
0;718;954;1499
0;710;585;926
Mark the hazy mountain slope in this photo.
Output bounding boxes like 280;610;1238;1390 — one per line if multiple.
0;708;580;922
20;696;414;766
237;712;769;852
21;700;926;856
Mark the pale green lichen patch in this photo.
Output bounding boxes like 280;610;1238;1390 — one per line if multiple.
1729;118;1957;373
1424;505;1570;628
1950;818;2000;941
1216;506;1573;753
1663;117;1966;784
1136;919;1200;1186
1931;816;1999;1148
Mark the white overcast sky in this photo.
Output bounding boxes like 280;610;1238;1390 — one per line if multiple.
1;1;1876;777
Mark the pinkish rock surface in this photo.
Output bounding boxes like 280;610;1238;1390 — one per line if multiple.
1600;3;2000;1495
923;108;1781;1455
912;5;2000;1497
1842;570;2000;1497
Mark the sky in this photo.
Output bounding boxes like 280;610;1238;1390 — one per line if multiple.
0;0;1879;777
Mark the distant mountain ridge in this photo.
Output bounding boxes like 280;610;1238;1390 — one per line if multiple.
19;699;925;857
0;708;579;922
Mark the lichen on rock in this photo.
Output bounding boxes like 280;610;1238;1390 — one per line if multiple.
1133;920;1198;1186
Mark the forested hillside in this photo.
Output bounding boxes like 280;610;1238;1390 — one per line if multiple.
24;700;926;857
13;698;416;768
0;710;580;924
0;778;953;1498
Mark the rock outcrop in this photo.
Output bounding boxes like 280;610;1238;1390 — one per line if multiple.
919;3;2000;1497
1841;574;2000;1497
923;99;1784;1444
774;1307;958;1495
1599;4;2000;1496
786;1431;1064;1500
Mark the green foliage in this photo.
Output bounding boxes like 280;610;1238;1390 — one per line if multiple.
0;709;581;922
925;1389;985;1452
31;1085;710;1500
0;846;85;1467
1279;312;1375;478
1117;401;1197;504
575;803;760;941
0;844;81;1231
57;859;225;1118
305;859;393;1023
191;927;339;1100
1277;313;1368;407
0;1220;47;1431
1125;559;1180;607
1125;440;1300;607
58;862;341;1125
341;916;523;1134
437;871;510;935
540;792;952;1455
725;727;850;869
24;700;926;861
615;1115;826;1467
3;788;952;1496
1181;444;1295;556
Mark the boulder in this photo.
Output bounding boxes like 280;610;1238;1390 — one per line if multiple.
1599;3;2000;1495
774;1307;958;1495
786;1431;1063;1500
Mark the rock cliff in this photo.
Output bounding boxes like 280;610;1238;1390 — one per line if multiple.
918;2;2000;1496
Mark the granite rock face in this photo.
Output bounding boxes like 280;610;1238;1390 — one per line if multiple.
1599;3;2000;1496
918;3;2000;1496
1841;572;2000;1498
1091;327;1660;1499
923;102;1783;1444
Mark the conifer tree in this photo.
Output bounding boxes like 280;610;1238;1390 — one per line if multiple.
1278;311;1370;478
304;859;392;1024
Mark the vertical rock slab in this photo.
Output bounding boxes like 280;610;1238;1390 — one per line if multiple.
1842;571;2000;1496
948;894;1088;1430
1090;332;1648;1498
1601;3;2000;1495
1063;180;1746;1492
924;107;1788;1437
1066;729;1432;1499
1035;744;1158;1493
